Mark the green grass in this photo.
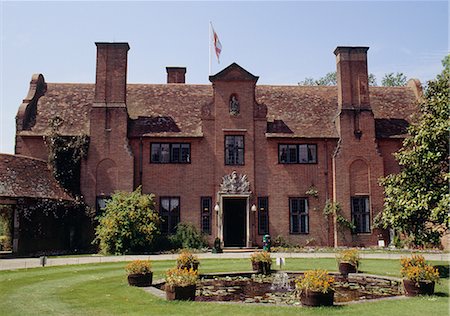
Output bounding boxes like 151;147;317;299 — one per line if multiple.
0;258;448;316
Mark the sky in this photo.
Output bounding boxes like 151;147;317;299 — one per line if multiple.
0;1;448;154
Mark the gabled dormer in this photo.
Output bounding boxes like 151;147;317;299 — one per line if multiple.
208;63;259;127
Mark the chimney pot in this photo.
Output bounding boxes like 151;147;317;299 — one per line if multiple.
166;67;186;84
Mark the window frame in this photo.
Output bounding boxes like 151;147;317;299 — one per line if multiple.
159;196;181;235
257;197;269;235
150;143;191;164
200;196;212;235
289;197;309;234
351;196;371;234
224;135;245;165
278;144;318;164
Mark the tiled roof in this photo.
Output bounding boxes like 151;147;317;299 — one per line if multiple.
18;82;419;139
0;154;73;201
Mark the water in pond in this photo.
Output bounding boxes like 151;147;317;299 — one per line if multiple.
194;273;402;304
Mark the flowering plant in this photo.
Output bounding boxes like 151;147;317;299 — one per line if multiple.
295;269;335;294
336;249;360;267
400;255;439;283
176;250;200;269
125;260;152;275
250;251;272;264
165;267;198;287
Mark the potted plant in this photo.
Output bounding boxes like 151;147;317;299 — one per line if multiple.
176;249;200;271
165;267;198;301
250;251;272;275
295;269;335;307
336;248;360;276
400;255;439;296
125;260;153;287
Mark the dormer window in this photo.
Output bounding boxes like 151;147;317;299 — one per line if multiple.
229;94;240;115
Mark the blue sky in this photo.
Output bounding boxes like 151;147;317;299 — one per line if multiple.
0;1;448;154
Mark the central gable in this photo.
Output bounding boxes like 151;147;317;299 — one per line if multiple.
209;63;259;83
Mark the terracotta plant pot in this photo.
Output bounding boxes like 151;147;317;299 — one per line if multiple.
165;284;197;301
300;290;334;307
339;262;357;276
127;272;153;287
257;262;271;275
403;279;435;296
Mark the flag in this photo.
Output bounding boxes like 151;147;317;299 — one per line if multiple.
211;23;222;63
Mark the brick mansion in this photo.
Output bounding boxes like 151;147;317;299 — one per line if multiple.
9;43;421;251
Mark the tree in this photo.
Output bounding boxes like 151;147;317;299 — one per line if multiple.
298;71;377;86
380;55;449;247
381;72;407;86
94;187;160;254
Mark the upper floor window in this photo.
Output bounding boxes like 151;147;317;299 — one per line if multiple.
279;144;317;164
225;135;244;165
351;196;371;233
289;197;309;234
151;143;190;163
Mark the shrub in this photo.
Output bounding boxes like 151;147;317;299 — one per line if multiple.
336;248;360;267
295;269;335;294
165;267;198;287
125;260;152;275
169;223;207;249
400;255;440;283
93;186;160;255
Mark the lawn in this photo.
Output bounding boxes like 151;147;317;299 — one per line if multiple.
0;258;448;316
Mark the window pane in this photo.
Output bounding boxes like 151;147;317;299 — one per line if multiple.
170;198;179;212
161;198;170;212
225;136;244;165
181;144;190;163
308;145;317;163
299;145;308;163
291;215;299;233
351;197;370;233
279;145;288;163
160;144;170;163
288;145;297;163
151;144;161;163
171;144;180;162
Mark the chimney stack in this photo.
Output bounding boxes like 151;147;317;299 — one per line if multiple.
334;47;370;111
166;67;186;84
94;42;130;104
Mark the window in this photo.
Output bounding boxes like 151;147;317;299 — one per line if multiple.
279;144;317;164
151;143;190;163
96;196;111;215
289;198;309;234
160;197;180;235
225;135;244;165
258;197;269;235
351;196;371;233
201;197;212;235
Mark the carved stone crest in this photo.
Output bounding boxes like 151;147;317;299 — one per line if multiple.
220;171;250;194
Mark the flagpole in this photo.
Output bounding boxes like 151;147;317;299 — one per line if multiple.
209;21;212;76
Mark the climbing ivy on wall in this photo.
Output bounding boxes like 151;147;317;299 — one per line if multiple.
45;117;89;196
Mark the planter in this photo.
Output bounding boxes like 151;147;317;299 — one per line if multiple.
403;279;435;296
300;290;334;307
251;261;259;271
165;284;197;301
339;262;357;276
257;262;271;275
127;272;153;287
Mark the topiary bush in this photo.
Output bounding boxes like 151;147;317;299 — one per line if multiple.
93;186;160;254
169;223;207;249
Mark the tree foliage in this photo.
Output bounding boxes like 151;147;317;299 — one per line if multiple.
381;72;408;86
380;55;449;246
169;223;208;249
94;187;160;254
298;71;377;86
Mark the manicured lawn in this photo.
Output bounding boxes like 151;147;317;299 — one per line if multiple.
0;258;448;315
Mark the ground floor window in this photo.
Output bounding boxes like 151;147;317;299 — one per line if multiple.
201;197;212;235
96;196;111;215
289;197;309;234
258;197;269;235
160;197;180;234
351;196;370;233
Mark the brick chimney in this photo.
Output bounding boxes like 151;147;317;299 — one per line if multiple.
94;42;130;104
166;67;186;84
334;47;370;111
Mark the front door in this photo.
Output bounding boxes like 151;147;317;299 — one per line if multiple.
223;198;246;247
